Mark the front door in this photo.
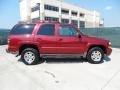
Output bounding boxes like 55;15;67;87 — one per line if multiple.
56;25;86;54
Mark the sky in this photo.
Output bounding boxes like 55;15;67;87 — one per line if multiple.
0;0;120;29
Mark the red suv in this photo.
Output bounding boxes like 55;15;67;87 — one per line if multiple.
6;22;112;65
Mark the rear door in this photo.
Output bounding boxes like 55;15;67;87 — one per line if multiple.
35;23;57;54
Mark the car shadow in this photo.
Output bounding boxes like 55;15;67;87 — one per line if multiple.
18;56;111;65
41;57;88;64
104;56;111;62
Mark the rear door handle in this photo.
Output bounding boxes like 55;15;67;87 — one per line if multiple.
37;38;42;40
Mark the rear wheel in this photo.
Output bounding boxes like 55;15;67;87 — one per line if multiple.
87;47;104;64
21;48;40;65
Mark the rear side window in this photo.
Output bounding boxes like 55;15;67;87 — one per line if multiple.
10;24;35;35
37;24;55;36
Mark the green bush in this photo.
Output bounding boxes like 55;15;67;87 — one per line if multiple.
0;29;10;45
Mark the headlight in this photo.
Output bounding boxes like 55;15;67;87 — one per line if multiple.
109;42;112;46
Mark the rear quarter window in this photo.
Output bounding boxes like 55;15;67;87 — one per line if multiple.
10;24;35;35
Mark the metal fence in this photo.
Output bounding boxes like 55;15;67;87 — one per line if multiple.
81;27;120;48
0;29;10;45
0;27;120;48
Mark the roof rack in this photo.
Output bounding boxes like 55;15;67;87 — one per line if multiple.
18;21;32;24
18;20;60;24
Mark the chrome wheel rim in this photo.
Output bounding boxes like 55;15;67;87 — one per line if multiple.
91;51;102;62
24;51;35;64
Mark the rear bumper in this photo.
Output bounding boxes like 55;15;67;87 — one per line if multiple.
106;47;112;56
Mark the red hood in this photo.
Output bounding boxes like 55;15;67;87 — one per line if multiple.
82;35;109;46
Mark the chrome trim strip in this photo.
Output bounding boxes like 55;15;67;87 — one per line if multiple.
40;53;86;58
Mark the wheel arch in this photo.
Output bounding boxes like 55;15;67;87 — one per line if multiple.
87;45;107;54
19;44;39;55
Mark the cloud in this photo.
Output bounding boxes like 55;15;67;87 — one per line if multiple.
105;6;112;11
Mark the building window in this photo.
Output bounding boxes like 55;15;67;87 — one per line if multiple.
79;21;85;28
31;4;40;12
80;13;85;17
71;11;77;16
45;16;59;22
32;17;40;22
71;20;78;27
37;24;55;36
61;9;69;14
61;19;69;24
44;4;59;12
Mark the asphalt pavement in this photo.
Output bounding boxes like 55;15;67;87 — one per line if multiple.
0;45;120;90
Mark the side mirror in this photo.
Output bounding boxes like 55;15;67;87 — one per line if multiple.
76;33;81;38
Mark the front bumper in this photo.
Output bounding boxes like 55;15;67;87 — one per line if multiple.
6;48;19;55
6;48;10;53
106;47;112;56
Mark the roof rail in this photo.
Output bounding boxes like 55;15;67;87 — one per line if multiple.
18;21;32;24
18;20;60;24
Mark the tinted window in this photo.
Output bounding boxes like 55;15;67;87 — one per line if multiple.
10;24;35;35
38;24;55;36
59;26;77;36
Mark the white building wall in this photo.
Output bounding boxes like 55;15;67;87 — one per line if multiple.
19;0;31;21
31;11;39;19
44;11;59;18
19;0;103;28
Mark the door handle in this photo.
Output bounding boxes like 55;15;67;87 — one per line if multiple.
37;38;42;40
58;38;63;41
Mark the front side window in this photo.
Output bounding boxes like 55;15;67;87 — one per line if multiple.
59;26;77;36
37;24;55;36
10;24;35;35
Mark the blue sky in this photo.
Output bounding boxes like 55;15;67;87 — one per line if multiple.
0;0;120;29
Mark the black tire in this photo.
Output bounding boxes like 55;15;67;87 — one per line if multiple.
87;47;104;64
21;48;40;65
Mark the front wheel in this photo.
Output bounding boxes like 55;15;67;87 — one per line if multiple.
87;47;104;64
21;48;40;65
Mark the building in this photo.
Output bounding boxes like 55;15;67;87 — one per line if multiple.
19;0;104;28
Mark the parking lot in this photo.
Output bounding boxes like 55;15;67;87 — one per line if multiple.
0;45;120;90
